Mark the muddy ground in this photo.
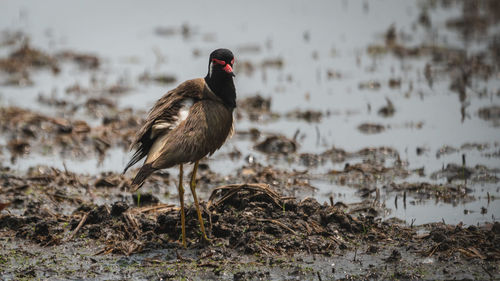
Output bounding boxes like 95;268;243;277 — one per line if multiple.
1;0;500;280
0;166;499;280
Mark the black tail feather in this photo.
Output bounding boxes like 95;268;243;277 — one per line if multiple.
123;148;147;174
130;163;156;192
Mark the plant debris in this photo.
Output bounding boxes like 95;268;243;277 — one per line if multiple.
357;123;385;134
0;168;498;279
377;98;395;118
254;135;298;155
0;43;59;75
138;71;177;85
0;106;140;162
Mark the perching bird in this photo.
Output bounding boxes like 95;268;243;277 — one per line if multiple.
124;48;236;247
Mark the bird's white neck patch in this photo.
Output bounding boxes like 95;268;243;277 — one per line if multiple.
208;61;214;78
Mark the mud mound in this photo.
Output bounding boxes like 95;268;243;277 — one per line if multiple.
2;182;499;263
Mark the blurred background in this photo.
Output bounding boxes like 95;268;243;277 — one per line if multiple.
0;0;499;225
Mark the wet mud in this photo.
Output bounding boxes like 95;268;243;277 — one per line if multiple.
1;166;499;280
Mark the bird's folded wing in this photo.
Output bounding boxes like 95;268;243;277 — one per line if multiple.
124;79;205;172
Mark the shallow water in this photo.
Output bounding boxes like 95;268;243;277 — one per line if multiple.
1;0;499;225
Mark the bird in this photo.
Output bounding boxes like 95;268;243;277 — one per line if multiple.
123;48;236;247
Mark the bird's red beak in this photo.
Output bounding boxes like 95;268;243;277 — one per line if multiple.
223;64;235;76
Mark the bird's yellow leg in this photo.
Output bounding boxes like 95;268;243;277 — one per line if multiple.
190;160;210;242
178;164;186;248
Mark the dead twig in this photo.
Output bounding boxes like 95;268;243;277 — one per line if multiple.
308;220;326;234
481;264;494;280
94;247;113;255
123;212;140;239
65;212;88;242
207;183;287;210
428;242;441;257
256;218;297;235
129;203;177;214
457;247;486;260
298;220;313;235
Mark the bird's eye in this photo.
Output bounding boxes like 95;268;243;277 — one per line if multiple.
212;58;226;65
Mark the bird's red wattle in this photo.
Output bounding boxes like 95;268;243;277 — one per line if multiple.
223;64;233;73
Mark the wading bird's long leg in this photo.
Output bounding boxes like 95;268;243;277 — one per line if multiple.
190;160;209;242
178;164;186;248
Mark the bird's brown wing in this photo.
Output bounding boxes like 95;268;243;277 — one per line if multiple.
145;98;233;170
123;78;205;173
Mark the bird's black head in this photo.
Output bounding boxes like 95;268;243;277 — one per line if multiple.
207;48;235;78
205;48;237;108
